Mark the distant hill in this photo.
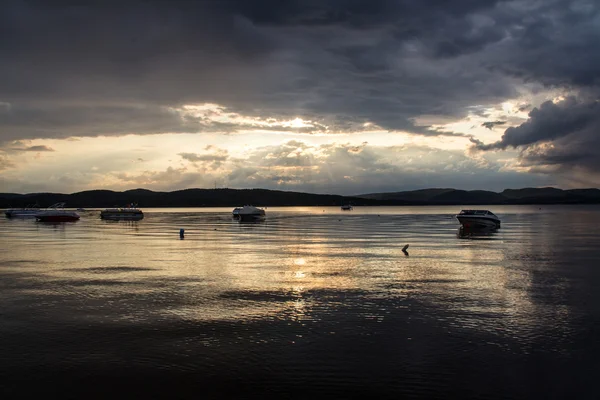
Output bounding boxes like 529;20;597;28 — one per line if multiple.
0;188;383;208
501;187;600;204
357;187;600;205
359;188;454;203
501;187;567;199
428;190;507;205
2;187;600;208
359;188;506;204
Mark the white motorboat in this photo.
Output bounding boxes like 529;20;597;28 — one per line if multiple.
456;209;500;229
237;205;266;222
5;204;41;218
35;203;80;222
101;205;144;220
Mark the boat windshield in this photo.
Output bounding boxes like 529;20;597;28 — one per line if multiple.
459;210;497;217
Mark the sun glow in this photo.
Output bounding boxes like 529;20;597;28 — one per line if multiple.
171;103;327;132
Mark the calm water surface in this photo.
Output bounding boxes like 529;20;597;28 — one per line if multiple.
1;205;600;399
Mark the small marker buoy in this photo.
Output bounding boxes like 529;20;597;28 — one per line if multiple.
179;229;185;239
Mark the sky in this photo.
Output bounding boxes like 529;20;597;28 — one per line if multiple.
1;0;599;195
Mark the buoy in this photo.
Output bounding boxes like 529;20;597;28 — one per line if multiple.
179;229;185;239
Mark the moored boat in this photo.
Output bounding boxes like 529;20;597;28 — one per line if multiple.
341;204;353;211
35;203;80;222
456;209;500;229
237;205;266;222
100;204;144;220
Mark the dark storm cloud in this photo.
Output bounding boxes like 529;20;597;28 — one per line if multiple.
475;97;600;150
1;0;599;154
464;0;600;180
474;95;600;183
0;0;516;141
0;104;202;142
490;0;600;87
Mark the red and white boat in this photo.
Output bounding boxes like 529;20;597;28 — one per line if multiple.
35;203;80;222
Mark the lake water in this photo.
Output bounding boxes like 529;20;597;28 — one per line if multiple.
1;205;600;399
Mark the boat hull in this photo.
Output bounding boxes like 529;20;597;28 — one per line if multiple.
456;216;500;228
36;215;80;222
5;210;40;218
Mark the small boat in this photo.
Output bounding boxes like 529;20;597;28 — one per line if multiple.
76;208;86;212
237;205;266;222
456;209;500;229
35;203;80;222
100;204;144;220
5;204;41;218
341;205;353;211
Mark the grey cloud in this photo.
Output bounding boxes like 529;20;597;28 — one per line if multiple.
1;140;550;193
481;121;506;130
21;145;54;152
475;97;600;150
0;104;201;142
246;141;317;168
179;148;229;169
1;0;599;195
0;0;530;141
518;104;532;112
472;94;600;185
0;156;15;171
220;141;547;194
516;120;600;182
179;153;228;163
488;0;600;87
1;141;56;152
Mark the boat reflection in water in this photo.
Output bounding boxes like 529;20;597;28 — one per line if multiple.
457;224;499;240
238;219;267;228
